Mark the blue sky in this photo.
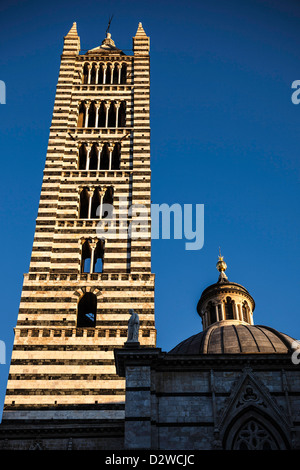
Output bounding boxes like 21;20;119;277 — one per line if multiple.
0;0;300;418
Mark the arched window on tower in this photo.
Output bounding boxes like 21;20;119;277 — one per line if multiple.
102;186;114;219
106;63;112;84
120;63;127;84
118;101;126;127
107;101;116;127
91;187;101;219
93;240;105;273
224;297;234;320
104;185;114;203
77;293;97;328
88;101;96;127
82;63;89;84
90;63;97;84
98;63;104;84
81;239;91;273
78;144;87;170
113;64;119;84
89;144;98;170
79;187;90;219
100;143;110;170
77;102;86;127
112;143;121;170
98;101;106;127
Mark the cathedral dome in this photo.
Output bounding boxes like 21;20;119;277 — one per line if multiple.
169;253;295;356
168;321;295;355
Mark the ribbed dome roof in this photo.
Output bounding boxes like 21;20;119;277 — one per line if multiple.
168;321;295;355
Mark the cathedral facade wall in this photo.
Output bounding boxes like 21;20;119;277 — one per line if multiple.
116;350;300;450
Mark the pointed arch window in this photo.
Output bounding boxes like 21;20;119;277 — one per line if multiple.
77;292;97;328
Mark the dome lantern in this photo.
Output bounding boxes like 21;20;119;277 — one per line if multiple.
197;252;255;330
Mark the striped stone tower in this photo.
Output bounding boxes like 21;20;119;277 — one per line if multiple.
0;22;155;450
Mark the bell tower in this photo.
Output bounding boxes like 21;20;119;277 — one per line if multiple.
0;22;155;450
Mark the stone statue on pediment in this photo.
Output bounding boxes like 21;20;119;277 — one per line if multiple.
127;309;140;343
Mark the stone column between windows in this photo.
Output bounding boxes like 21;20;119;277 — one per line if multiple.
108;145;114;170
95;65;99;85
103;65;107;85
219;302;225;321
104;101;110;128
97;144;103;170
98;190;106;219
115;101;120;128
237;304;242;321
84;102;90;128
87;64;92;84
110;66;114;85
89;240;97;274
94;102;100;128
118;65;122;84
233;302;239;321
215;304;219;322
87;189;93;219
85;144;91;171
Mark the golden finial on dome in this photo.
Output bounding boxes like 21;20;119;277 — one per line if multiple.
216;248;227;272
216;248;228;282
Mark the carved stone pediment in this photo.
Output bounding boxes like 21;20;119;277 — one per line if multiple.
216;368;290;437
